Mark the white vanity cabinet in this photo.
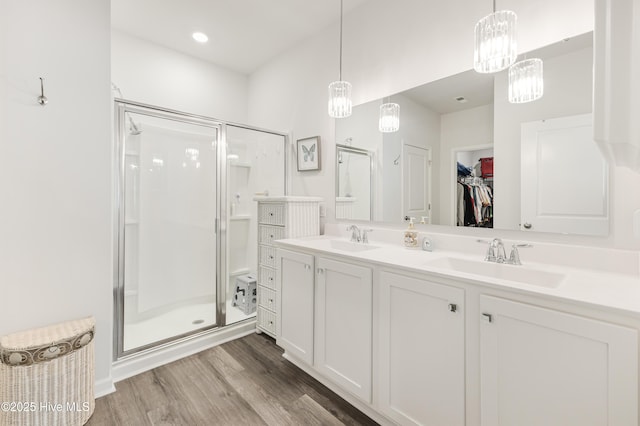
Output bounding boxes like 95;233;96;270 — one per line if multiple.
479;295;638;426
276;248;315;365
378;271;465;426
315;257;373;403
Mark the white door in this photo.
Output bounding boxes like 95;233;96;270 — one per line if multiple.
378;271;465;426
521;114;608;236
402;145;431;222
480;295;638;426
315;257;372;403
276;249;315;365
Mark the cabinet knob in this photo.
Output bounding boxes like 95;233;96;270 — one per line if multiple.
317;268;324;274
523;222;532;229
482;313;493;323
269;212;274;217
448;303;457;313
269;255;274;260
304;264;311;270
270;234;274;238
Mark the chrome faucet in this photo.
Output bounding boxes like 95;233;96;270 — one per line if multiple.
361;228;373;244
479;238;532;265
485;238;507;263
508;243;532;265
347;225;361;243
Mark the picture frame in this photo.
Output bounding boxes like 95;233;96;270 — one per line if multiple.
296;136;321;171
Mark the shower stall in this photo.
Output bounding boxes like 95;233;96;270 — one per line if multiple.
113;100;286;359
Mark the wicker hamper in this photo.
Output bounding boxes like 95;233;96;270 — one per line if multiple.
0;316;95;426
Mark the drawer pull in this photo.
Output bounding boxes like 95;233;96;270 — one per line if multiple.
482;313;493;323
269;212;274;217
269;277;274;281
448;303;457;313
269;255;274;260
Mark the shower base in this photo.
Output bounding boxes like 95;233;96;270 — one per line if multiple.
123;300;256;351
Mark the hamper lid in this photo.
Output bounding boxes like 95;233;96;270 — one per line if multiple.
0;316;95;367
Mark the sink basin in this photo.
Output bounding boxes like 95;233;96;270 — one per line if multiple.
329;239;381;252
425;257;565;288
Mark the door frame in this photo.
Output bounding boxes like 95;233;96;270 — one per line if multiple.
113;99;289;360
450;143;493;226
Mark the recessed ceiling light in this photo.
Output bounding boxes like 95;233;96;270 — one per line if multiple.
192;32;208;43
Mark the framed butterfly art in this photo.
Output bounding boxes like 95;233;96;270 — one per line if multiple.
296;136;321;171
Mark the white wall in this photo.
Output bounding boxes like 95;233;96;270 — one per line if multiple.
112;31;248;123
440;104;494;225
0;0;113;394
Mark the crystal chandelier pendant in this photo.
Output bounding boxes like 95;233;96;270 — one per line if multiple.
474;10;518;73
508;58;544;103
328;80;352;118
379;102;400;132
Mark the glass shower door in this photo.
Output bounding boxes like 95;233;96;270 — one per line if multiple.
118;104;219;353
224;125;286;325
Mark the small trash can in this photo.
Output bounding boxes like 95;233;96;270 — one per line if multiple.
0;316;96;426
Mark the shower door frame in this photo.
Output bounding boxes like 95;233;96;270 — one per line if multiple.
113;99;289;360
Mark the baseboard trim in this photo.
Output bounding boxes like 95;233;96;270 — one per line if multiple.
282;352;393;426
112;321;256;383
95;377;116;398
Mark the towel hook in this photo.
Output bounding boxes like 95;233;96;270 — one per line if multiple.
37;77;48;106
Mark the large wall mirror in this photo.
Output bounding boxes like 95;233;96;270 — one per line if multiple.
335;31;609;237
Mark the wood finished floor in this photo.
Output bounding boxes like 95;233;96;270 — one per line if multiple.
87;333;379;426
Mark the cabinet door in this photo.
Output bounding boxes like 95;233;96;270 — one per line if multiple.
315;257;372;403
378;271;465;426
276;249;314;365
480;295;638;426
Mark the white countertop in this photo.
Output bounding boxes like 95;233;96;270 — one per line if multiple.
275;235;640;317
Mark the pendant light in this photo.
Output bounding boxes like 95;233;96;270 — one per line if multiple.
474;0;517;73
328;0;352;118
508;58;544;103
379;101;400;133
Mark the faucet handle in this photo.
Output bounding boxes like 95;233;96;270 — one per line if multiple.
509;243;532;265
361;228;374;244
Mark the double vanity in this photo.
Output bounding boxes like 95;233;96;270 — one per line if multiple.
273;224;640;426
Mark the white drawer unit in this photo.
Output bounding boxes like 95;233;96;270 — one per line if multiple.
257;286;276;311
253;196;322;338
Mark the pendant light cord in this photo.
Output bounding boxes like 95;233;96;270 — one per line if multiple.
339;0;343;81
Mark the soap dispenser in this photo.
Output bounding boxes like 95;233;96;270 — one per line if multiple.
403;217;418;248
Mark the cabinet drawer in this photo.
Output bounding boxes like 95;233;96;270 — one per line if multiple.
259;245;277;268
258;203;285;226
258;266;276;290
258;286;276;311
259;224;285;246
257;307;276;335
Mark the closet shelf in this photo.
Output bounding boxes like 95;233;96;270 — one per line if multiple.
230;215;251;221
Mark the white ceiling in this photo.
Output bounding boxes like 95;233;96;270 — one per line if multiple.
111;0;370;74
